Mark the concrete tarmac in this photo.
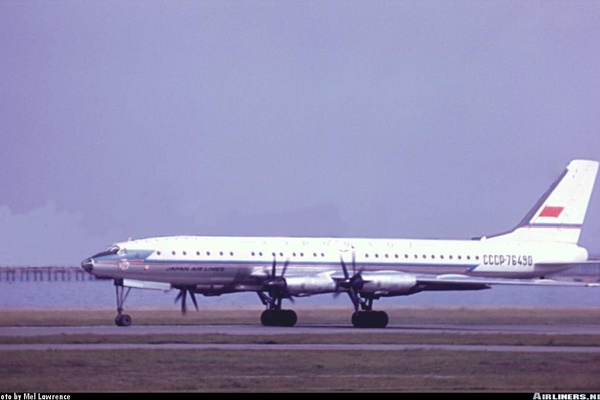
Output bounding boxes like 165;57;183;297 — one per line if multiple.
2;322;600;336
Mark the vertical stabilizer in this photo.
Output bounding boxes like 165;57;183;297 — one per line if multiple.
487;159;599;244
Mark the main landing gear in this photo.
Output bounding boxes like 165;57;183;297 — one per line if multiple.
114;279;132;327
257;292;298;327
338;254;389;328
257;258;297;327
350;295;389;329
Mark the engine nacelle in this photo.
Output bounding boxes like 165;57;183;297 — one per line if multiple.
359;272;418;295
285;275;337;296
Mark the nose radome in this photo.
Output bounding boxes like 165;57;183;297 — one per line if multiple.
81;258;94;273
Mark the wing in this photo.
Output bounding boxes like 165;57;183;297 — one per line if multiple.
415;274;600;292
328;270;600;298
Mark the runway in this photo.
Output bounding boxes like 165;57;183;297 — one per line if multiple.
3;342;600;353
2;322;600;353
2;322;600;336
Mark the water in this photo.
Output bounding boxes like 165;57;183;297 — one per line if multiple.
1;279;598;309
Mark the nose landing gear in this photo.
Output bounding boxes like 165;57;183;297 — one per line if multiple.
114;279;132;327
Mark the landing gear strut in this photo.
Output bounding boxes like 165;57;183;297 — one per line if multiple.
114;279;132;327
257;292;297;327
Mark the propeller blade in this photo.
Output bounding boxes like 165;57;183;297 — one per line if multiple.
181;289;187;314
174;290;183;303
281;259;289;277
174;287;197;315
338;250;362;312
190;291;199;311
340;256;349;279
347;288;360;313
271;258;277;278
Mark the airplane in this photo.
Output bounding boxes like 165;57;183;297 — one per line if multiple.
81;159;600;328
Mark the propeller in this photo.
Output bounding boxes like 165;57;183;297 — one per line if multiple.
336;252;364;312
264;257;293;302
174;286;199;315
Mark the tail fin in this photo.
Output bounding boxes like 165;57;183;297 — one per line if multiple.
487;159;599;244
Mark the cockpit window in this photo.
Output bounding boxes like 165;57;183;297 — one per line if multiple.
92;245;120;258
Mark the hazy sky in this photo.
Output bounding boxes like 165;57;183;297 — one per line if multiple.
2;0;600;266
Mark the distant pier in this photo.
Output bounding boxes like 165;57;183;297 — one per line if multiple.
0;267;96;282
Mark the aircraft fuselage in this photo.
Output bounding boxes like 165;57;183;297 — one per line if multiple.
85;235;588;293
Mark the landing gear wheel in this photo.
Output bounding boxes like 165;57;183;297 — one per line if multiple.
351;311;388;328
261;310;276;326
115;314;132;327
260;309;297;327
282;309;298;327
351;311;361;327
375;310;388;328
257;290;297;327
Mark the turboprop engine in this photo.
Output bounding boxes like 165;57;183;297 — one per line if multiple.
358;272;419;296
285;274;337;296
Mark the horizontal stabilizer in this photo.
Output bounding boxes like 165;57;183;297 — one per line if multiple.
534;260;600;271
417;274;600;288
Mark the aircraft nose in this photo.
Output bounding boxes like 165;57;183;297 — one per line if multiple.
81;258;94;273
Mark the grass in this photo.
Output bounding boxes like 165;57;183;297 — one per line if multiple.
2;332;600;347
3;349;600;392
2;306;600;392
